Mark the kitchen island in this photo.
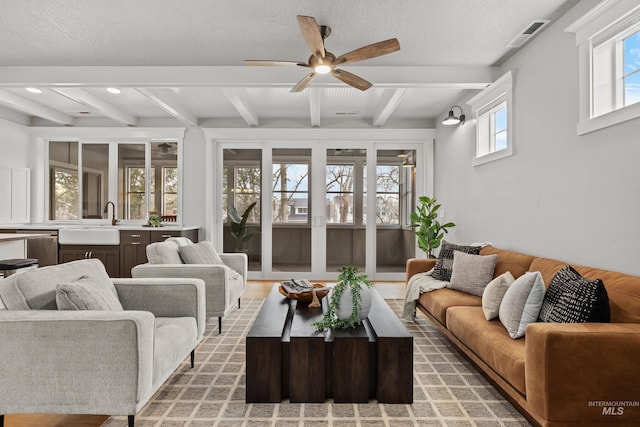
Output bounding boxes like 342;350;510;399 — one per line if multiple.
0;233;49;260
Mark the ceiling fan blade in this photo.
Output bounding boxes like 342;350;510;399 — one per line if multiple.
335;38;401;65
297;15;326;59
291;72;317;93
244;60;309;67
331;69;372;91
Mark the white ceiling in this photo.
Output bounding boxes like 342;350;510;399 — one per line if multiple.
0;0;577;128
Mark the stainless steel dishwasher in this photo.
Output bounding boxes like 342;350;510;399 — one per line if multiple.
17;229;59;266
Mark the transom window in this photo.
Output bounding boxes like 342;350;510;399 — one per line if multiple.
567;1;640;134
467;71;513;166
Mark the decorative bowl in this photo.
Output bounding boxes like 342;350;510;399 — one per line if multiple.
278;283;329;303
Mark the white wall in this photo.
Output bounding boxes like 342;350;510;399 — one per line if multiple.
0;124;31;168
181;127;207;239
434;0;640;276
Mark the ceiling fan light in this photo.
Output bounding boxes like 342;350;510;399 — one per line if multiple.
314;64;331;74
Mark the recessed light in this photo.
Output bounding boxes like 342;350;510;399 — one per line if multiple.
106;87;121;94
25;87;42;94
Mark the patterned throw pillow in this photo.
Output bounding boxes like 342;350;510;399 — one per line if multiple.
538;265;610;323
431;241;482;282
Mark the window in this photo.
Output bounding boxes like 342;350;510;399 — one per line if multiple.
48;139;179;222
363;164;401;225
467;71;513;166
326;164;354;224
233;166;261;222
567;1;640;134
272;162;309;223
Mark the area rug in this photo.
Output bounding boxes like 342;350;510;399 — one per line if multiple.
103;298;531;427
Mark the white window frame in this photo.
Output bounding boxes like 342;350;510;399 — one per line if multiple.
467;71;513;166
566;0;640;135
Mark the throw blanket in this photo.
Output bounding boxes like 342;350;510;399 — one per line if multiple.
402;268;448;322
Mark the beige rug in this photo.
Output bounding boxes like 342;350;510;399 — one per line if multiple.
103;298;531;427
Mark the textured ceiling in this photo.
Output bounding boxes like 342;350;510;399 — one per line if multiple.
0;0;578;128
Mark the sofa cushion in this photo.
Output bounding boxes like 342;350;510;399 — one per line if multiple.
56;276;124;311
449;251;498;296
179;241;223;265
0;259;112;310
152;317;198;389
538;265;610;323
417;288;481;326
479;246;536;279
432;241;481;282
482;272;515;320
146;240;184;264
499;271;545;339
447;306;526;395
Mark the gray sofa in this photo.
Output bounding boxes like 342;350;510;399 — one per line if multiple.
132;237;246;333
0;259;205;427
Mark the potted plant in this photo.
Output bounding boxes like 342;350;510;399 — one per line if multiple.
228;202;257;253
313;265;373;331
410;196;455;258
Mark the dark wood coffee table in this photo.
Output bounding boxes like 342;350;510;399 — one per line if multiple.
246;284;413;404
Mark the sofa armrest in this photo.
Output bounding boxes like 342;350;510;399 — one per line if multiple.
0;310;155;415
113;278;206;341
526;322;640;424
406;258;437;283
219;253;248;282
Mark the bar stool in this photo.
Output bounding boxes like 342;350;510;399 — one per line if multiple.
0;258;39;278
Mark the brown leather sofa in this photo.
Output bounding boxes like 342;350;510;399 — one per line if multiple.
406;246;640;427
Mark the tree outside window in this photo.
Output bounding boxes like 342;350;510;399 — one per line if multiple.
233;166;261;222
52;168;78;220
272;163;309;223
326;164;354;224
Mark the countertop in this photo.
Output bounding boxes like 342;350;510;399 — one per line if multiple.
0;233;50;242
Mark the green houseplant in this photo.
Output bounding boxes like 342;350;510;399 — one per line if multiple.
410;196;455;258
313;265;373;331
228;202;257;253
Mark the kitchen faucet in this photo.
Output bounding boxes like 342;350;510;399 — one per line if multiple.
103;201;119;226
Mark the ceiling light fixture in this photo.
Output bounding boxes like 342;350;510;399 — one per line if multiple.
442;105;466;126
314;64;332;74
402;158;415;168
106;87;121;94
25;87;43;94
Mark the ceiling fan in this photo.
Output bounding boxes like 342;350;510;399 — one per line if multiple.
245;15;400;93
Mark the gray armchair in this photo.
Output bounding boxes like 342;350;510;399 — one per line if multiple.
131;237;247;333
0;258;206;427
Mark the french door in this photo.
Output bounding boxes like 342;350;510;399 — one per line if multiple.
215;141;425;281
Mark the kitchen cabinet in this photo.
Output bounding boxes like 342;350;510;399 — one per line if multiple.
120;230;149;278
150;229;198;243
59;245;120;277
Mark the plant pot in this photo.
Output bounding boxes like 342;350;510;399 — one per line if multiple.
334;282;372;321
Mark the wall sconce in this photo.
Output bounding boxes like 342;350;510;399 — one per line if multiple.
442;105;465;126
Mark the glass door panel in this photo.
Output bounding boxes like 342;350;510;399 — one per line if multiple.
223;148;262;272
325;148;365;273
375;149;416;273
271;148;311;272
81;144;109;220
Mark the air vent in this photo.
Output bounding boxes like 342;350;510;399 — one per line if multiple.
335;111;360;115
506;20;550;48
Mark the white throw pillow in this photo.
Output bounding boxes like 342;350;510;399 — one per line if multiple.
498;271;545;339
482;271;515;320
179;241;224;265
56;276;123;311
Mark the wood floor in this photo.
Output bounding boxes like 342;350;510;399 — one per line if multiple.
5;280;406;427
